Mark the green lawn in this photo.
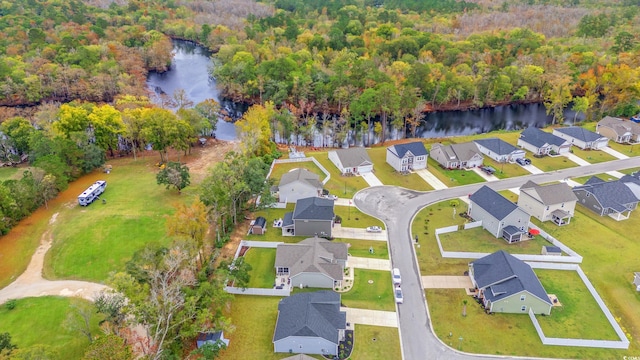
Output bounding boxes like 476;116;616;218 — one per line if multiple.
334;205;384;228
528;155;576;172
0;297;103;359
243;248;276;288
44;161;185;282
535;270;619;340
334;238;388;259
482;158;531;179
439;227;553;255
341;269;395;311
350;325;401;360
366;147;434;191
607;141;640;157
570;148;617;164
572;173;614;185
268;160;326;184
0;166;21;181
304;151;369;198
245;204;307;243
426;157;486;187
621;167;640;175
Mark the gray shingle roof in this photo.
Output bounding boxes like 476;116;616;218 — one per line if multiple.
431;142;483;162
519;127;568;147
573;176;640;212
279;168;322;189
254;216;267;228
470;250;551;305
621;172;640;199
275;237;348;281
273;291;346;344
519;181;578;205
543;246;562;253
293;197;335;221
283;212;294;227
333;147;372;168
470;185;519;220
474;138;519;155
598;116;640;136
388;141;428;158
554;126;604;142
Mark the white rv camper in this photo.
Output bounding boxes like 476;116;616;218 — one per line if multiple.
78;180;107;206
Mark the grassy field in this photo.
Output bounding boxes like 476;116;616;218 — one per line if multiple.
350;325;401;360
0;166;21;181
243;248;276;288
0;297;103;359
570;148;617;164
528;155;576;172
334;205;384;228
44;160;185;282
426;157;486;187
365;147;434;191
304;151;369;198
439;227;553;255
334;238;389;259
341;269;395;311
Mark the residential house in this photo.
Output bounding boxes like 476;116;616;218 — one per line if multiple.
596;116;640;144
277;168;323;204
275;237;348;289
282;197;335;237
469;250;553;315
518;181;577;226
273;291;346;356
517;127;571;156
473;138;526;163
250;216;267;235
469;185;531;243
573;176;640;221
552;126;609;150
429;142;484;169
328;147;373;175
281;355;317;360
196;331;230;349
634;273;640;291
386;141;428;172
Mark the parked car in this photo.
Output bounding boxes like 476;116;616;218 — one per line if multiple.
366;226;382;233
392;268;402;286
394;286;404;304
480;166;496;175
516;158;531;166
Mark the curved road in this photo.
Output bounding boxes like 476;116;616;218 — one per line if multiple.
353;157;640;360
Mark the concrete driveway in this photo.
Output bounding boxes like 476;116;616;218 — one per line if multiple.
602;146;629;159
348;256;391;271
563;153;591;166
332;224;387;241
470;167;498;181
361;172;384;186
422;276;473;289
342;307;398;328
522;163;544;174
415;169;448;189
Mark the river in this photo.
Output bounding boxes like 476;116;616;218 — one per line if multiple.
147;40;583;144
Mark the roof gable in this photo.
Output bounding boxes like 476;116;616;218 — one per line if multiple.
573;177;640;211
333;147;372;168
555;126;605;142
274;291;346;343
275;237;348;280
388;141;428;158
293;197;335;221
279;168;322;188
470;185;520;220
474;138;519;155
519;181;577;205
598;116;640;135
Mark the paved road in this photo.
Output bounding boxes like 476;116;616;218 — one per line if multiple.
353;157;640;360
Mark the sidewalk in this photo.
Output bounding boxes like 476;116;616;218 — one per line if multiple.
414;169;448;190
361;172;384;187
601;146;629;159
342;307;398;328
348;256;391;271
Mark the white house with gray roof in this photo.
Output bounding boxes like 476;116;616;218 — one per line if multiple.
277;168;323;204
517;127;571;156
474;138;525;163
469;250;552;315
275;237;348;289
273;291;346;356
552;126;609;150
596;116;640;144
573;176;640;221
469;186;530;243
518;181;577;226
385;141;428;171
328;147;373;175
429;142;484;169
282;197;335;237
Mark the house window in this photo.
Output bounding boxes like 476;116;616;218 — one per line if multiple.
520;295;526;301
521;305;527;312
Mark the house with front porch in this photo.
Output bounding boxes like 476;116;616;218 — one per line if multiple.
386;141;428;172
469;185;531;243
282;197;335;237
518;181;577;226
573;176;640;221
328;147;373;175
596;116;640;144
469;250;552;315
429;142;484;169
273;291;346;356
274;237;348;289
552;126;609;150
517;127;571;156
474;138;526;163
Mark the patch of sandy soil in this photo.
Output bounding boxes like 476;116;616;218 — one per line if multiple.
186;139;240;183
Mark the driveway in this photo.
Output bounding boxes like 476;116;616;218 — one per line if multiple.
361;172;384;187
353;156;640;360
335;198;355;206
522;164;544;174
415;169;448;190
333;224;387;241
342;307;398;328
348;256;391;271
422;276;473;289
470;167;498;181
563;153;591;166
601;146;629;159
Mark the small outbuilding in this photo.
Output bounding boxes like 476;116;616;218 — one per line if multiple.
634;272;640;292
251;216;267;235
541;246;562;256
196;331;230;349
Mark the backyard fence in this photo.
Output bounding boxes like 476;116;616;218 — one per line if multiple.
463;221;483;230
528;223;582;263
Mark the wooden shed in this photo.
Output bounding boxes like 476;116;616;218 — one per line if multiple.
251;216;267;235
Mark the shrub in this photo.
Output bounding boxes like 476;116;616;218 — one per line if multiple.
5;299;16;310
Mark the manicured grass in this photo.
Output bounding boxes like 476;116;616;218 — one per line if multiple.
245;204;307;243
45;160;184;282
535;270;619;340
243;248;276;288
621;167;640;175
528;155;576;172
335;238;388;260
350;325;401;360
0;166;20;181
571;174;613;185
0;297;103;359
608;141;640;157
570;148;617;164
268;160;326;185
365;147;434;191
439;228;553;255
426;158;486;187
304;150;368;198
341;269;395;311
482;158;531;179
334;205;384;228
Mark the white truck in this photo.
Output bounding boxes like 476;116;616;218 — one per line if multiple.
78;180;107;206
